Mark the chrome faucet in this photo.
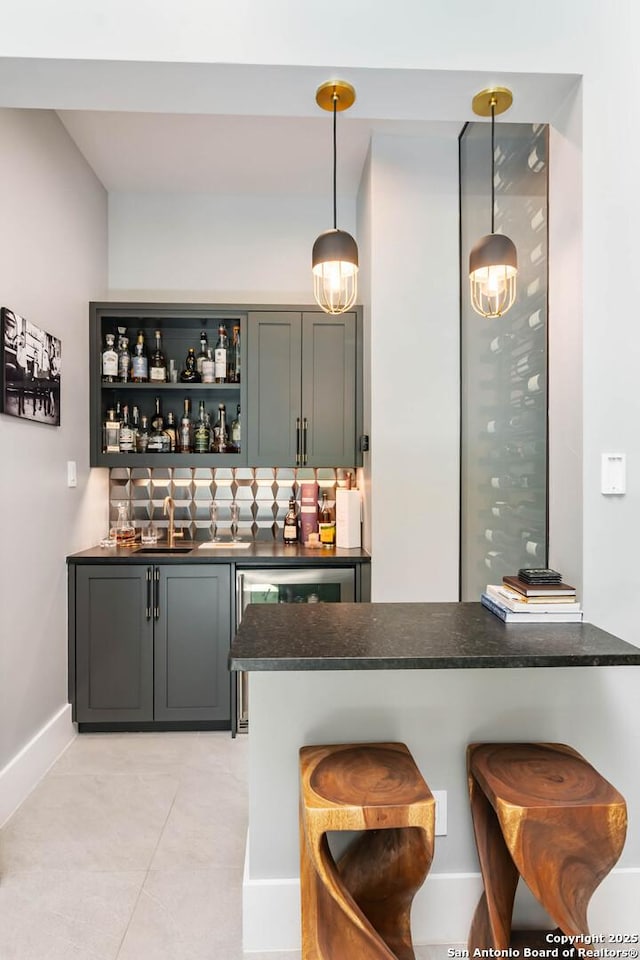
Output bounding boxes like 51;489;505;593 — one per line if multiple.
163;496;183;546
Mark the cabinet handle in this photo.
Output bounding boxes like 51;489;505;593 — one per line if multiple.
153;566;160;621
295;417;301;466
302;418;308;465
236;572;244;627
146;567;152;620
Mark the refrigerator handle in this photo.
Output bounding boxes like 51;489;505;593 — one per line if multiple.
236;572;245;627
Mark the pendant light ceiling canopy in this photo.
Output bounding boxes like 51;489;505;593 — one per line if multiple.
312;80;359;315
469;86;518;319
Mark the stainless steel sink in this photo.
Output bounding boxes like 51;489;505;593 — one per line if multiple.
136;545;194;554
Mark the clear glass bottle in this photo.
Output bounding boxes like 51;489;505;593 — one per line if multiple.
212;402;228;452
147;416;170;453
164;410;177;452
179;347;201;383
136;414;150;453
149;329;167;382
115;502;136;545
117;335;131;382
283;497;299;543
194;400;211;453
196;330;209;376
201;346;215;383
232;325;241;382
230;403;241;452
214;324;228;383
101;333;118;382
179;398;193;453
119;404;135;453
318;491;335;548
151;395;164;432
131;330;149;382
131;405;141;449
103;407;120;452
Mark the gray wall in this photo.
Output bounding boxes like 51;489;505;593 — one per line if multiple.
0;108;108;774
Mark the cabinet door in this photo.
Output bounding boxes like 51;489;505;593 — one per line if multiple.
75;565;154;722
154;564;231;722
246;312;302;466
301;312;357;466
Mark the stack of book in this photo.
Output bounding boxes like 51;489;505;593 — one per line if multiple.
481;568;582;623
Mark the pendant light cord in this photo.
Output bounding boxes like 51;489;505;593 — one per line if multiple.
333;92;338;230
490;98;496;234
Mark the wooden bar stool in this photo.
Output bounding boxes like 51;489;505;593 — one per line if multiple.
299;741;435;960
467;742;627;950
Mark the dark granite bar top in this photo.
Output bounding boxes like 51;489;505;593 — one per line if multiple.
228;602;640;671
67;542;370;565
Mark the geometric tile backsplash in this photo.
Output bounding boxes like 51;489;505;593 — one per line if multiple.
109;466;354;541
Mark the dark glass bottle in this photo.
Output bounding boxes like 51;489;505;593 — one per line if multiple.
180;347;201;383
136;415;150;453
212;403;228;452
165;411;177;452
131;330;149;382
196;330;209;377
283;497;299;543
149;330;167;382
194;400;211;453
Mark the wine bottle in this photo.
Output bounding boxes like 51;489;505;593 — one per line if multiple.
214;324;228;383
201;347;215;383
283;497;299;543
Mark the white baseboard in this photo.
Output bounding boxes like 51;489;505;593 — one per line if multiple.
0;703;76;828
242;860;640;952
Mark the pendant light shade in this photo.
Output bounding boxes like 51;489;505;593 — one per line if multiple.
469;87;518;318
312;81;359;315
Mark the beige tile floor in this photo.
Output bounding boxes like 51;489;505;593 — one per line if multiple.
0;731;456;959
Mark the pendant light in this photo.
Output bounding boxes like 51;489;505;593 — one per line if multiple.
469;87;518;318
312;80;358;315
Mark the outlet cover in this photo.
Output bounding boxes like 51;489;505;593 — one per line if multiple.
432;789;447;835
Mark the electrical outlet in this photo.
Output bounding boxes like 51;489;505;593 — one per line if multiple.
432;790;447;835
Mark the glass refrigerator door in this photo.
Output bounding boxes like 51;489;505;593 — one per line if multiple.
237;567;355;619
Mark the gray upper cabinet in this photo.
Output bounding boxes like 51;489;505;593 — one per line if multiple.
246;310;360;467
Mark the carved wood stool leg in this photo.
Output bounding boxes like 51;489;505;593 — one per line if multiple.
300;742;435;960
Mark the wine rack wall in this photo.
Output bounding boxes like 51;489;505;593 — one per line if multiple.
459;121;549;600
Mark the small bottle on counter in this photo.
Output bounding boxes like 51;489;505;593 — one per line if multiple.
318;491;336;548
283;497;299;543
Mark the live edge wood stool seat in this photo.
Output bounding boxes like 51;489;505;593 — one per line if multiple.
467;742;627;950
299;742;435;960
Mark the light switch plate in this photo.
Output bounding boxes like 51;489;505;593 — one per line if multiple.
601;453;626;495
67;460;77;488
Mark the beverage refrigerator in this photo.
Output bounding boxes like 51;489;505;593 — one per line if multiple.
234;566;356;733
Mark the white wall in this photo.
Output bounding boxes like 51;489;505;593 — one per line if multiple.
0;108;108;818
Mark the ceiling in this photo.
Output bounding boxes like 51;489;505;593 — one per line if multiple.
0;59;581;195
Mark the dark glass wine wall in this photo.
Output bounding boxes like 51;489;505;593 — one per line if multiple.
459;122;549;599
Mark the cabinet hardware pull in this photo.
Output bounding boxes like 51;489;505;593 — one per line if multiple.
146;567;152;620
302;417;308;465
153;566;160;620
236;572;244;627
296;417;301;466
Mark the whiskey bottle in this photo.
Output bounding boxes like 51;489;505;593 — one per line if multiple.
136;415;150;453
179;347;201;383
119;405;135;453
101;333;118;382
201;347;215;383
212;402;228;452
103;408;121;453
230;403;241;452
196;330;209;376
165;411;177;452
283;497;299;543
151;395;164;432
179;398;193;453
214;324;228;383
147;415;170;453
118;336;131;382
149;330;167;382
131;330;149;382
194;400;211;453
131;404;141;449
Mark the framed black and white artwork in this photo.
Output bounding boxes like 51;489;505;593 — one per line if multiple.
0;306;62;426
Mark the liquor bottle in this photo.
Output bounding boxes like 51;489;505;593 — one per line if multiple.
196;330;209;376
131;330;149;382
230;403;241;452
118;336;131;382
318;491;335;547
194;400;211;453
147;415;170;453
131;405;141;449
283;497;299;543
119;405;135;453
165;411;177;452
149;330;167;382
179;347;201;383
214;324;228;383
151;396;164;432
212;402;228;452
232;325;241;382
103;408;121;452
201;347;215;384
101;333;118;382
136;415;150;453
179;398;193;453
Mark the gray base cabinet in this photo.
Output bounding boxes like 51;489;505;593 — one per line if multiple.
72;564;231;725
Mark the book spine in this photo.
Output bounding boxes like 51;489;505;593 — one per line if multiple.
481;594;508;621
